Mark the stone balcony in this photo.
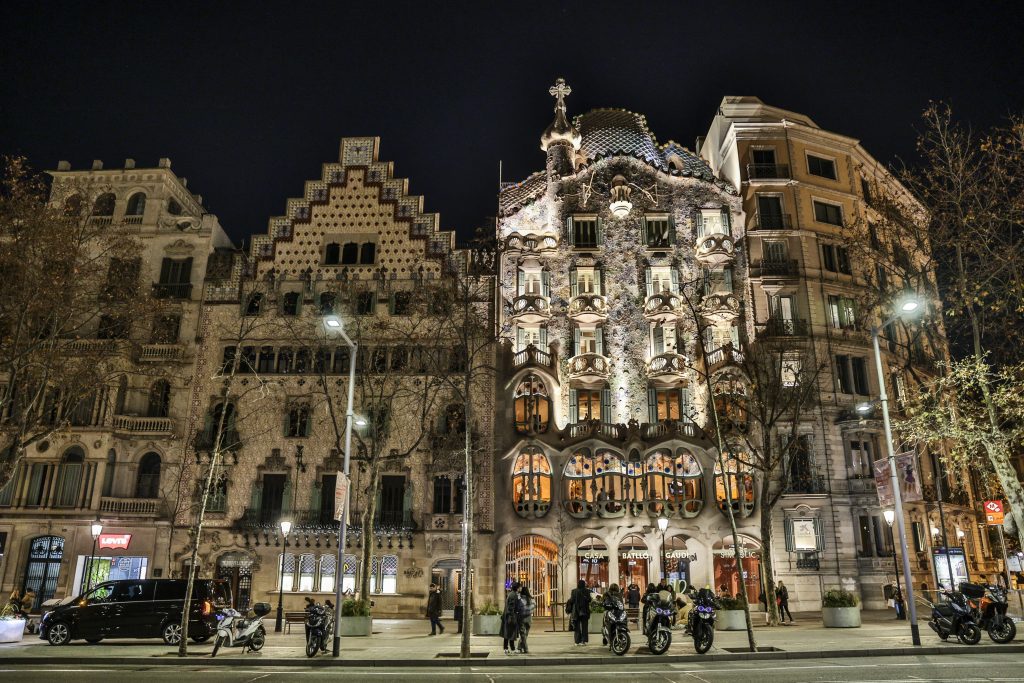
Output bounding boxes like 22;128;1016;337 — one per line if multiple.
700;292;740;324
111;414;174;437
137;343;184;362
99;496;161;516
511;344;557;375
704;343;743;373
643;292;681;322
646;352;687;382
695;233;735;266
568;293;608;324
567;353;610;383
505;233;558;252
510;293;551;324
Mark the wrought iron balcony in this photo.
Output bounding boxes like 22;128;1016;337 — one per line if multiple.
746;163;790;180
700;292;739;324
750;259;799;278
152;282;193;299
761;318;809;337
646;352;687;380
568;293;608;324
643;292;681;322
784;473;828;495
563;419;624;441
640;420;701;441
753;213;793;230
510;293;551;324
567;353;610;383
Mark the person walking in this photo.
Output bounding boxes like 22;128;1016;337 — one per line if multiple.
892;586;905;620
566;579;592;646
426;583;444;635
518;585;536;654
626;583;641;609
776;580;793;623
502;582;523;654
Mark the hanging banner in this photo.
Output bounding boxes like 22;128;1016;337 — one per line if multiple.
874;452;922;507
984;500;1005;525
334;472;349;523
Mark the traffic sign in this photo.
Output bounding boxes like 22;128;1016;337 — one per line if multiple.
984;500;1005;525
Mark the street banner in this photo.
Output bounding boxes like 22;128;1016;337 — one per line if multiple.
334;472;349;523
984;500;1005;525
874;452;923;507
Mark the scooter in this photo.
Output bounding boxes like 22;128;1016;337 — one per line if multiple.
644;590;675;655
601;594;631;656
965;583;1016;643
304;600;334;657
688;588;719;654
927;588;981;645
211;602;270;657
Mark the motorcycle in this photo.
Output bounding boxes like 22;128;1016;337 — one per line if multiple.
601;594;631;656
643;590;675;655
304;600;335;657
964;582;1016;643
688;588;719;654
211;602;270;657
927;588;982;645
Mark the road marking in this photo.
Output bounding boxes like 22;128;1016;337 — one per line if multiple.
245;675;271;682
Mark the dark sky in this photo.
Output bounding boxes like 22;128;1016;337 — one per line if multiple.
3;1;1023;244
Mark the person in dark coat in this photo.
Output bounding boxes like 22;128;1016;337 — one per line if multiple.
566;580;592;645
518;585;536;654
626;583;641;609
776;580;793;623
502;582;523;654
426;583;444;635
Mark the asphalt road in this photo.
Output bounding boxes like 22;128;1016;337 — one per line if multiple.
1;654;1022;682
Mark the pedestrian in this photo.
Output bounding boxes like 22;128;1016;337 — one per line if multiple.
518;585;536;654
502;582;523;654
776;580;793;623
426;583;444;635
566;579;592;646
627;583;640;609
892;586;905;620
453;594;463;634
657;576;675;600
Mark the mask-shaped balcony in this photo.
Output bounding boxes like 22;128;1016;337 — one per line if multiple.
510;293;551;324
568;293;608;324
643;292;681;323
695;234;735;267
701;292;740;324
568;352;610;383
646;352;687;381
505;233;559;253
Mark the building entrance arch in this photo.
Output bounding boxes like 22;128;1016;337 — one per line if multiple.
505;535;558;616
23;535;64;610
216;551;254;609
431;558;463;612
712;536;761;603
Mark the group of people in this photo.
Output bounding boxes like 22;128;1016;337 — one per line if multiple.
501;582;537;654
757;580;793;622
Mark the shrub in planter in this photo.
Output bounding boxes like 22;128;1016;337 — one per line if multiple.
822;590;861;628
587;599;605;633
716;595;748;631
0;603;26;643
473;600;503;636
338;598;372;636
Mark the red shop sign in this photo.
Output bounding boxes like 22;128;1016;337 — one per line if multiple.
97;533;132;550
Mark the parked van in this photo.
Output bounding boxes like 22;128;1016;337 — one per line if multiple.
40;578;231;646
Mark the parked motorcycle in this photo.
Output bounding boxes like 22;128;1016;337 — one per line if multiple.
964;582;1016;643
688;588;719;654
304;600;334;657
601;593;631;656
643;590;675;655
211;602;270;657
927;588;982;645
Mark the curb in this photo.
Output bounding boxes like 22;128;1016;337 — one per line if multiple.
1;643;1023;668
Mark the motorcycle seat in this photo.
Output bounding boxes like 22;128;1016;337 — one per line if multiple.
933;604;954;618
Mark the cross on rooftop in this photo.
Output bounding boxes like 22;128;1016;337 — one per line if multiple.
549;78;571;110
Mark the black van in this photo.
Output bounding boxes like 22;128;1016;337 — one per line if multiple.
40;578;231;646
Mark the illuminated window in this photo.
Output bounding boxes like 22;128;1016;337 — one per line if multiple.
645;450;704;518
512;448;551;518
514;375;550;434
715;455;755;518
564;449;624;517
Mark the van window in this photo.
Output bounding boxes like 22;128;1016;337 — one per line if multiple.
84;583;116;603
112;580;153;602
155;580;188;601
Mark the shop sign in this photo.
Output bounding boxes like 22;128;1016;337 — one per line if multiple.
713;547;759;559
666;550;697;562
620;550;649;560
984;500;1005;525
579;551;608;560
97;533;131;550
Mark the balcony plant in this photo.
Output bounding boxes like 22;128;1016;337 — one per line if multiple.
822;589;861;628
338;598;372;636
717;594;748;631
473;600;502;636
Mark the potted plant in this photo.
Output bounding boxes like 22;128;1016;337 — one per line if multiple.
0;602;26;643
473;600;503;636
587;598;605;633
716;595;748;631
822;589;861;628
338;598;372;636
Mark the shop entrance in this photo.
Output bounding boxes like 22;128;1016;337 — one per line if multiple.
23;535;64;610
216;551;254;609
617;534;650;590
77;555;149;594
431;559;463;612
576;536;609;590
505;535;558;616
712;536;761;603
665;535;695;590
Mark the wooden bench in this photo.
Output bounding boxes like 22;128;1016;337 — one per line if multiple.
284;611;306;634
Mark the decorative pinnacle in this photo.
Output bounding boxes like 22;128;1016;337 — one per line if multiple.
540;78;581;153
549;78;572;111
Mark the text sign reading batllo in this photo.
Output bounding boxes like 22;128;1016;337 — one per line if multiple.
97;533;132;550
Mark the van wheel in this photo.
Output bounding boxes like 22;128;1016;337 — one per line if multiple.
191;635;210;644
161;622;183;645
47;622;71;646
85;637;103;644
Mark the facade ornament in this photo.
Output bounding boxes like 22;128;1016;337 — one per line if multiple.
540;78;582;153
609;174;633;218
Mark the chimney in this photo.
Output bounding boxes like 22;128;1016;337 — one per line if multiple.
56;160;71;171
91;160;103;170
125;159;135;169
158;158;171;169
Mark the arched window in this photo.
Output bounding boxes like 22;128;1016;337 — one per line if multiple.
512;447;551;518
324;242;341;265
147;380;171;418
135;452;161;498
617;534;650;588
563;449;624;518
203;402;238;450
359;242;376;264
341;242;358;264
645;449;704;518
713;376;748;431
55;447;85;507
167;198;182;215
514;375;551;434
125;192;146;216
715;454;755;518
282;292;300;316
92;193;115;216
440;403;466;434
22;536;64;609
63;194;84;216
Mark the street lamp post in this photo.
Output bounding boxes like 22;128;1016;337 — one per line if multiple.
883;509;904;620
86;521;103;592
870;294;922;645
657;516;669;581
275;519;293;633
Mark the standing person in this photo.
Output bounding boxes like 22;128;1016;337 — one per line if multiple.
776;580;793;623
567;580;592;646
627;583;641;609
892;586;905;620
426;583;444;635
518;585;536;654
502;582;523;654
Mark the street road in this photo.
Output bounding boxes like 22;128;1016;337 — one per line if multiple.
1;653;1023;682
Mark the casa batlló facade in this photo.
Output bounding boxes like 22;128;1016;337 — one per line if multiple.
0;84;1000;618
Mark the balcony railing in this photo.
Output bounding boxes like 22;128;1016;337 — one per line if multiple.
99;496;161;515
511;344;556;372
567;353;610;381
64;338;118;354
746;163;790;180
138;343;184;362
641;420;700;440
701;292;739;323
753;213;793;230
751;259;799;277
643;292;681;321
565;420;623;441
195;429;242;452
111;414;174;436
510;293;551;323
123;214;144;225
784;472;828;495
568;293;608;322
647;352;687;378
152;282;193;299
762;318;809;337
704;343;742;371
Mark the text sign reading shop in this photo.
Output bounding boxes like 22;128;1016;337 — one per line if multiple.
97;533;132;550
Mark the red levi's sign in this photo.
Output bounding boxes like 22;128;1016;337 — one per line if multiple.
97;533;132;550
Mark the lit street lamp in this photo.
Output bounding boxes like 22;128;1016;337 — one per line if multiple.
86;521;103;592
275;519;293;633
657;516;669;581
870;293;923;645
883;509;904;620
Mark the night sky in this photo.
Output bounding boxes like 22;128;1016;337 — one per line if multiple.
3;2;1022;244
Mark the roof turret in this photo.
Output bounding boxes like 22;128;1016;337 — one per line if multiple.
540;78;582;152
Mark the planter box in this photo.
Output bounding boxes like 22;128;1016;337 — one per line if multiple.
822;606;861;628
337;616;372;636
588;616;604;634
0;619;26;643
473;614;502;636
716;609;747;631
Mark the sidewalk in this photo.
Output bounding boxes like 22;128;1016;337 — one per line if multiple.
1;610;1021;667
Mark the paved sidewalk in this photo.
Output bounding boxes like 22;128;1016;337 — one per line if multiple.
1;610;1021;667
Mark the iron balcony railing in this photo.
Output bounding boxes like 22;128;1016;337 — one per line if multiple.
753;213;793;230
762;318;809;337
746;163;790;180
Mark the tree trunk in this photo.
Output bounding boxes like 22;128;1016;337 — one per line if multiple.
459;377;474;659
759;496;780;627
358;466;381;604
